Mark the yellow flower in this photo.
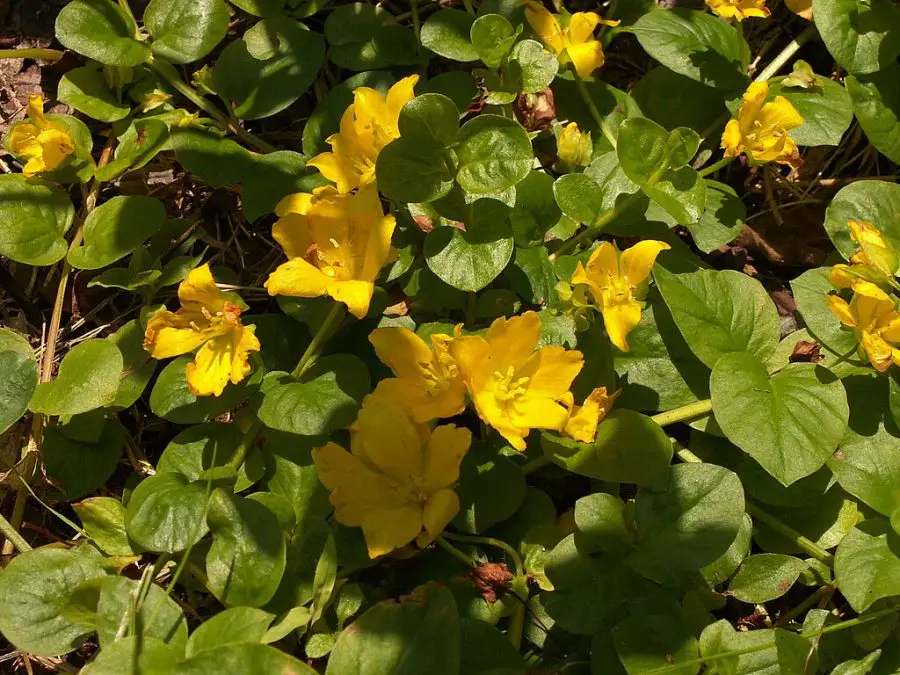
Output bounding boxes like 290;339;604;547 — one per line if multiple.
523;1;619;79
8;95;74;176
309;75;418;194
312;394;471;558
722;82;804;168
143;264;260;397
830;220;898;290
141;89;172;113
264;185;396;319
368;327;467;423
562;387;619;443
449;311;584;451
571;240;670;352
828;281;900;372
705;0;770;21
556;122;592;170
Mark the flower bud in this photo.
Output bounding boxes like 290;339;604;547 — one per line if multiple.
556;123;592;171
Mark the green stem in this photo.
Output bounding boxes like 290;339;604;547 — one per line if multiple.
0;48;64;61
548;199;626;261
776;586;832;627
698;155;736;178
227;419;264;471
443;531;524;577
461;0;476;15
753;24;818;83
117;0;139;37
521;455;553;475
650;399;713;427
0;510;31;553
435;535;479;567
292;303;345;378
699;111;730;144
572;70;617;149
745;501;834;566
146;59;277;153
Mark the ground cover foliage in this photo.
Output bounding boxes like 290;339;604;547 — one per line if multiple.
0;0;899;672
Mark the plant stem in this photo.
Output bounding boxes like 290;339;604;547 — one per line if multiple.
753;24;818;83
572;70;617;149
521;455;553;475
548;199;627;261
745;501;834;566
650;399;713;427
698;155;735;177
227;419;264;471
0;48;64;61
292;303;345;378
0;510;31;553
435;535;479;567
146;60;277;153
443;531;524;577
461;0;476;15
775;586;832;627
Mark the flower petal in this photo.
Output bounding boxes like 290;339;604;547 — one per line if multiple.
567;12;601;43
602;300;643;352
826;295;856;328
621;240;670;286
509;396;570;433
386;75;419;121
353;394;424;484
519;345;583;399
328;279;375;319
186;333;237;397
369;326;433;380
420;424;471;492
144;309;207;359
264;258;332;298
566;41;605;78
421;488;459;540
486;311;541;371
360;504;424;558
179;264;224;310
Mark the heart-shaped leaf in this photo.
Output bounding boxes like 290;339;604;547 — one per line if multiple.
55;0;150;66
0;175;74;266
68;195;166;270
29;339;123;416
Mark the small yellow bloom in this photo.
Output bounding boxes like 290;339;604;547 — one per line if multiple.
449;311;584;451
264;185;396;319
369;327;467;423
830;220;898;290
722;82;804;168
309;75;418;194
828;281;900;372
705;0;770;21
556;122;592;170
572;240;670;352
141;89;172;113
523;1;619;79
312;394;471;558
562;387;619;443
143;264;260;397
8;95;75;176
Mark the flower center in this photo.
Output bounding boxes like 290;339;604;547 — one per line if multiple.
597;270;635;307
492;365;530;403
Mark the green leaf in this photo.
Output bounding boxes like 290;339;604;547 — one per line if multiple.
157;422;262;492
57;66;130;122
687;180;744;253
470;13;517;68
0;328;38;434
701;513;753;586
632;7;748;92
613;613;699;674
699;620;813;675
824;180;900;259
256;355;370;436
835;520;900;612
653;266;781;369
172;643;316;674
376;138;455;203
260;430;331;523
326;583;461;675
55;0;150;66
43;423;124;501
0;175;74;265
265;518;331;614
0;545;107;657
847;65;900;164
727;554;808;603
506;39;558;95
507;245;557;305
508;170;560;248
552;76;642;152
752;488;857;555
95;576;187;651
324;4;419;70
829;424;900;518
574;493;634;555
453;442;526;534
144;0;229;64
205;489;287;607
421;71;479;115
632;66;727;134
125;472;210;553
711;354;849;485
186;607;274;657
228;0;285;16
29;339;123;416
213;19;325;120
421;9;478;62
769;75;853;147
455;115;533;194
628;463;745;583
424;203;514;292
95;118;170;181
460;618;526;673
73;497;135;556
812;0;900;75
542;409;673;490
398;93;459;149
108;319;156;409
552;173;605;225
82;636;180;675
791;267;858;355
68;195;165;269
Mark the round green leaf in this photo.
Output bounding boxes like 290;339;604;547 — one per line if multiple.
228;0;285;16
687;180;744;253
95;118;170;182
29;339;123;416
628;463;745;583
653;266;781;369
213;19;325;120
0;328;38;434
701;513;753;586
185;607;274;657
144;0;229;64
823;180;900;260
375;138;455;203
613;613;699;674
326;583;461;675
260;430;332;524
125;472;210;552
847;65;900;165
421;9;478;62
470;13;517;68
835;520;900;612
421;71;479;115
507;39;558;95
552;173;605;225
829;423;900;518
452;442;526;534
43;423;124;500
542;409;674;490
96;576;188;651
0;175;74;265
0;545;107;657
459;618;526;674
424;218;514;292
632;7;748;92
174;642;316;674
68;195;165;270
57;66;131;122
455;115;533;194
711;354;849;485
574;493;633;555
324;3;419;70
108;319;156;409
205;489;287;607
73;497;135;556
157;422;262;492
82;637;180;675
769;75;853;147
632;66;727;134
398;93;459;149
55;0;150;66
728;554;808;603
812;0;900;75
791;267;858;354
